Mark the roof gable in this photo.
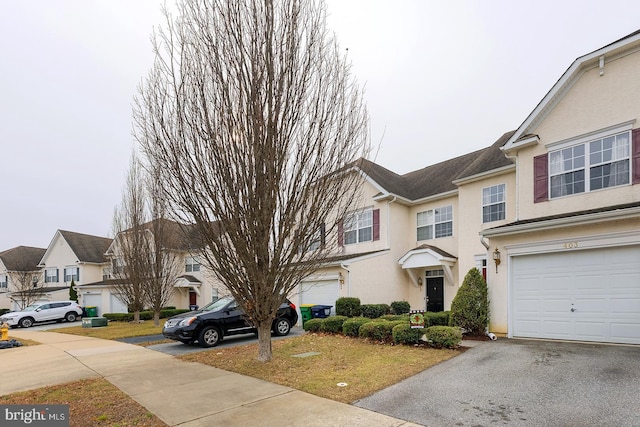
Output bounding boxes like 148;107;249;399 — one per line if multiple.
504;29;640;151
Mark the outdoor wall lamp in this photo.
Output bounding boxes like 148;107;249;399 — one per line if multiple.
417;277;423;286
339;272;345;285
493;248;501;273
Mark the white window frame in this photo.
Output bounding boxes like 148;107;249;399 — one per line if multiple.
64;266;79;282
45;268;58;283
185;256;201;273
0;274;7;289
549;130;631;198
482;184;506;223
417;205;453;241
343;209;373;245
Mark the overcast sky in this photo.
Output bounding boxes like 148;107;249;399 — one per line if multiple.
2;1;640;250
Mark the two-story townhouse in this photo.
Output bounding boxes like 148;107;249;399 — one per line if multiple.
479;30;640;345
0;246;47;310
298;132;516;316
37;230;113;310
81;218;225;315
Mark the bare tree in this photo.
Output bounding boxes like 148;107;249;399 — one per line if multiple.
11;271;41;309
110;154;149;323
135;0;370;361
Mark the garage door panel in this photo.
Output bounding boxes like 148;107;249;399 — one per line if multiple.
299;279;339;316
512;245;640;345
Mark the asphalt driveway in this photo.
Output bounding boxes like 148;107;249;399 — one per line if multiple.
354;339;640;427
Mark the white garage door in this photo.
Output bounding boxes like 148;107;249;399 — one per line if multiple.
299;279;340;316
82;294;102;316
512;245;640;344
110;294;128;314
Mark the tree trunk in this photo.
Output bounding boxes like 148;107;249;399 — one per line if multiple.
133;310;141;323
153;311;160;326
256;321;273;362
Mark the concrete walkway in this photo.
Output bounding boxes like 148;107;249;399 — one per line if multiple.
3;330;419;426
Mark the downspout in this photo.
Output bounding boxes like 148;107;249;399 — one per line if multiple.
340;263;351;296
386;196;397;249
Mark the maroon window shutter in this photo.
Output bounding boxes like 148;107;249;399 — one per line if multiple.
632;129;640;184
533;154;548;203
337;219;344;247
320;223;326;247
372;209;380;241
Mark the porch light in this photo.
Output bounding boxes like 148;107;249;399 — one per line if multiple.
339;272;345;285
493;248;501;273
417;277;423;286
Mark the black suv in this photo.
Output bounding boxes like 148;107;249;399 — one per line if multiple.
162;296;298;347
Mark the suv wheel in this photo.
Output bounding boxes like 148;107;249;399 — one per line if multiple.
65;312;78;322
19;317;34;328
273;318;291;336
198;326;221;348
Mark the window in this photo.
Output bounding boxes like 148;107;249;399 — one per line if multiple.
64;267;79;282
0;275;7;289
307;223;326;252
185;256;201;272
45;268;59;283
344;210;373;245
482;184;506;223
549;131;630;198
417;205;453;240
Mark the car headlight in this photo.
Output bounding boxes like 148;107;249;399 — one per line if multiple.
178;317;197;327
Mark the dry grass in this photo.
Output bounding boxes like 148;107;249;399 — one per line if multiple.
0;378;166;427
180;333;458;403
57;321;164;340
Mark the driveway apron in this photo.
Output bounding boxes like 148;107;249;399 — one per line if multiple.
355;339;640;427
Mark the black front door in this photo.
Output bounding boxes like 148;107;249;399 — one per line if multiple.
426;277;444;312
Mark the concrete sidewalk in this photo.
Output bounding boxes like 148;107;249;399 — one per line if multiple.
3;330;419;426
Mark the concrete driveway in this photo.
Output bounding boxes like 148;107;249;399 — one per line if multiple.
355;339;640;426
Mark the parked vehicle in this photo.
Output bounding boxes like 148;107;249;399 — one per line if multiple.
0;301;83;328
162;296;298;348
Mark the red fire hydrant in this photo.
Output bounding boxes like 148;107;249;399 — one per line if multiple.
0;322;9;341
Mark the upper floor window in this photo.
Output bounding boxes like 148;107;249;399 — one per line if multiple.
482;184;506;223
185;256;201;272
344;209;373;245
549;131;630;198
45;268;59;283
0;275;7;289
64;267;79;282
307;223;326;252
417;205;453;240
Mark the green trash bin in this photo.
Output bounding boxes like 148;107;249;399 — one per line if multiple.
85;306;98;317
299;304;315;326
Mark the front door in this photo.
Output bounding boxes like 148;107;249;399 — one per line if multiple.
189;290;197;306
426;277;444;312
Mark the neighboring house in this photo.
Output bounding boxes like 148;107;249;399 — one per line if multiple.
81;218;224;315
0;246;47;310
38;230;113;313
301;30;640;346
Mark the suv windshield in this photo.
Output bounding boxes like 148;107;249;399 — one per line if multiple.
22;305;40;311
200;296;234;312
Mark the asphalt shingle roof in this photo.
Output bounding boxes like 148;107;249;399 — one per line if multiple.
0;246;46;271
59;230;113;264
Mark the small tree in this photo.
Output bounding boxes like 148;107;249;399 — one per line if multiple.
449;268;489;335
69;279;78;302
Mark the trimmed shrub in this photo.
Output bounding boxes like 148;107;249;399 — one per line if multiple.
424;311;449;326
335;297;361;317
392;323;426;345
449;268;489;335
361;303;391;319
390;300;411;314
424;326;462;348
380;314;410;322
359;320;406;342
103;309;189;322
302;318;323;332
320;315;348;334
69;279;78;302
342;317;371;337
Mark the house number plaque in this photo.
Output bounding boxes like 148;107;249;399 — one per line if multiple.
563;242;579;249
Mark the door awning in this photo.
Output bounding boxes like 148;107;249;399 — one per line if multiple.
174;275;202;295
398;244;457;286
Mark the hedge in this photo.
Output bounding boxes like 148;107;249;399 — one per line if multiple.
379;314;410;322
424;311;450;326
358;320;407;342
103;308;189;322
361;304;391;319
424;326;462;348
335;297;361;317
302;318;323;332
342;317;371;337
320;315;348;333
392;323;426;345
390;300;411;314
